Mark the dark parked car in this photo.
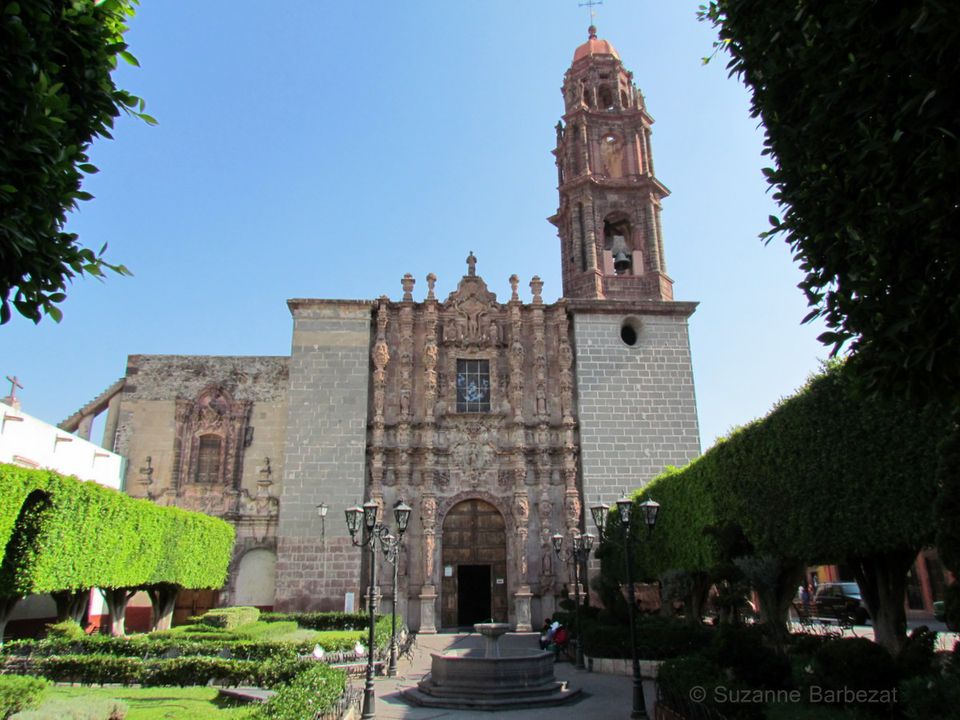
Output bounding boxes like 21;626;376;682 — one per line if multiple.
814;582;870;625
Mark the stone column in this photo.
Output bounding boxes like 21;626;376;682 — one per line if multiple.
513;490;533;631
419;494;438;633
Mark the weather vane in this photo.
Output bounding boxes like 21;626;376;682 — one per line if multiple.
578;0;603;26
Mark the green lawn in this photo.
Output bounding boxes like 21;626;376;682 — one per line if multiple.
26;686;257;720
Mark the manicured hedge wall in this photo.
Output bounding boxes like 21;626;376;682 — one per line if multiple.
0;464;234;596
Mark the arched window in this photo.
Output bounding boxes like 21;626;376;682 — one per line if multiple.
598;85;614;109
195;434;222;483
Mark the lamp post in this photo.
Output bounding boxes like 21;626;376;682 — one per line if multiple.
382;499;409;678
345;498;412;720
591;495;660;720
551;530;594;669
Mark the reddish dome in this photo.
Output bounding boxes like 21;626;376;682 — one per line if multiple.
573;26;620;63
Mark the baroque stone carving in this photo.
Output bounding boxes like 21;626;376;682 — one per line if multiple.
174;385;251;491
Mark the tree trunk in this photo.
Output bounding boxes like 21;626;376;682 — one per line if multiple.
51;589;90;625
757;560;806;647
102;588;136;637
852;548;915;655
147;584;179;631
0;596;20;645
685;572;711;626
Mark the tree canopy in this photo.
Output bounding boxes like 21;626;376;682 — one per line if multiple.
699;1;959;405
0;0;152;325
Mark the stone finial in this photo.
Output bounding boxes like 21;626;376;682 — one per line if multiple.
509;274;519;302
401;273;415;301
530;276;544;304
466;251;477;276
426;272;437;300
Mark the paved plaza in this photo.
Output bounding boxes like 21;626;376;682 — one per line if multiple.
368;631;642;720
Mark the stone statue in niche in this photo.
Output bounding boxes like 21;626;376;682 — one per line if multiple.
487;321;501;346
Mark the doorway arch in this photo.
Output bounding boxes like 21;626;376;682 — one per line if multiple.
440;499;507;628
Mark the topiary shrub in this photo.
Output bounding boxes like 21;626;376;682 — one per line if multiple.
43;619;85;641
0;674;48;719
254;663;348;720
581;615;713;660
714;624;791;690
34;655;142;685
657;654;763;720
810;638;898;711
200;606;260;630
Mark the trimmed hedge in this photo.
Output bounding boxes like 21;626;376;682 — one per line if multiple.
0;464;234;597
260;612;369;631
0;674;48;719
254;663;348;720
199;606;260;630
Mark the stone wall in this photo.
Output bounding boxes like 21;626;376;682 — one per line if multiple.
571;306;700;508
275;300;373;612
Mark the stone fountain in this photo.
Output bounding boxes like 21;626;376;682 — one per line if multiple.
402;623;580;710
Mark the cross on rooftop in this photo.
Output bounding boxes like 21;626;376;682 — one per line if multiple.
578;0;603;25
5;375;23;401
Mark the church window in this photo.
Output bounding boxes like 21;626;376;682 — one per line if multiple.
195;434;222;483
456;359;490;413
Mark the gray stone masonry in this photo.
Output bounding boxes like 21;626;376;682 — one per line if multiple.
572;309;701;509
275;300;373;611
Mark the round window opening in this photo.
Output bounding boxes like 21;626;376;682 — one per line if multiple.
620;317;641;347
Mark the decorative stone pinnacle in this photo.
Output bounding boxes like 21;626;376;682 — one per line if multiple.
530;276;544;304
509;274;519;301
401;273;415;301
426;272;437;300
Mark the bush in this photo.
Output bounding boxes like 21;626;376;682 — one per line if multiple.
900;672;960;720
44;620;85;641
34;655;142;685
582;615;713;660
0;675;48;719
944;582;960;631
260;612;368;632
897;625;937;680
141;656;258;687
657;655;762;720
714;624;792;690
810;638;899;710
254;663;347;720
200;607;260;630
12;697;127;720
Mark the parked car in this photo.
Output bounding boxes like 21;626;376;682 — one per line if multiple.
814;582;870;625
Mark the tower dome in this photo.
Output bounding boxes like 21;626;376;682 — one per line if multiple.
572;25;620;64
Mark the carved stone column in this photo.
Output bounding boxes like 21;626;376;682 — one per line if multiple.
419;493;438;634
512;490;533;631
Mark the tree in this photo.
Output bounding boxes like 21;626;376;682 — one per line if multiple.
698;1;959;404
622;362;947;654
1;0;152;325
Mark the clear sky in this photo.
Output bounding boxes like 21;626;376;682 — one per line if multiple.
2;0;827;452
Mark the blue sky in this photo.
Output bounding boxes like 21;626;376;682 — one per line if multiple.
2;0;827;450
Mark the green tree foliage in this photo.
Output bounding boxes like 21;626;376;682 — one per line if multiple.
0;464;234;598
615;362;946;653
0;0;152;325
698;1;960;403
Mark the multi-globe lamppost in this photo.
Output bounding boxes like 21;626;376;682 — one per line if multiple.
591;495;660;720
551;530;594;669
345;498;412;720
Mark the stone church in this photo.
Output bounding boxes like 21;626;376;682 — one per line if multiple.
63;27;701;632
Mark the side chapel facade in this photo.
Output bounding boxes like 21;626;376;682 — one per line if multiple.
64;27;701;631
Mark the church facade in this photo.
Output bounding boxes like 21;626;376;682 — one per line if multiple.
65;28;701;632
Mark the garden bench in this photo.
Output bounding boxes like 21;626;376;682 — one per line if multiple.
791;602;855;635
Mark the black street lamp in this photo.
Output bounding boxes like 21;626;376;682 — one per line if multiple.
552;530;595;669
592;495;660;720
345;498;412;720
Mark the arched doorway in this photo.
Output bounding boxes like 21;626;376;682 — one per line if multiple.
441;499;507;628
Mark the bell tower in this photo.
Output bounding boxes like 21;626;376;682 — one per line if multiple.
549;26;672;302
